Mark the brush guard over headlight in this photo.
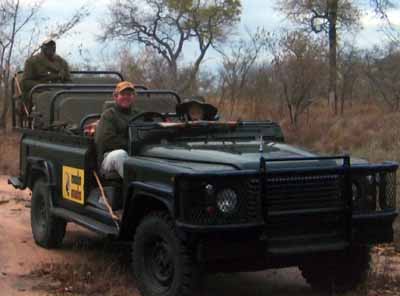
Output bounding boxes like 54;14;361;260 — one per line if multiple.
176;156;397;254
259;156;398;253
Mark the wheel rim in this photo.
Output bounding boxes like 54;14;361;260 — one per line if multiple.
144;236;175;292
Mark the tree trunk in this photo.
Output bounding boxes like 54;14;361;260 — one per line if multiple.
0;84;10;128
168;60;179;90
340;80;346;115
328;0;338;114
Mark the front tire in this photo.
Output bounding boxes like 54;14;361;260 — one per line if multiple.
132;212;200;296
299;245;371;293
31;178;67;248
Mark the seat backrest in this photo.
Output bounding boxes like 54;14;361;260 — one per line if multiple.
56;93;111;124
70;76;121;84
33;90;112;126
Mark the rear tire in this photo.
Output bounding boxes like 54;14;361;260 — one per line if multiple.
132;211;200;296
31;178;67;248
299;245;371;293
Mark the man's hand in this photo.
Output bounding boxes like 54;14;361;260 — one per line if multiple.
46;72;62;82
59;69;69;81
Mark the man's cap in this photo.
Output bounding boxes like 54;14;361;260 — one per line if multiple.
114;81;136;93
176;96;217;120
41;38;56;46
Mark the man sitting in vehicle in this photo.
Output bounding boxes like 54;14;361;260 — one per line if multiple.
95;81;139;178
21;38;71;103
176;96;218;121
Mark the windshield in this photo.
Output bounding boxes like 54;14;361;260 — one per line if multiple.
135;91;180;114
130;121;285;154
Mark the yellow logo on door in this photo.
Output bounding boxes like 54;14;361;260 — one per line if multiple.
62;166;85;204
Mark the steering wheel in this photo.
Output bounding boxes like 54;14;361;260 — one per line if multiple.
129;111;166;123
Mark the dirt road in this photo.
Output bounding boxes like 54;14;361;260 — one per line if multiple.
0;175;321;296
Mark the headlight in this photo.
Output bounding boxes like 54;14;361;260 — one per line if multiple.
205;184;215;196
351;178;375;212
216;188;238;214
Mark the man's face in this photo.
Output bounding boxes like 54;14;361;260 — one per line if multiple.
114;89;136;109
188;104;204;121
42;43;56;59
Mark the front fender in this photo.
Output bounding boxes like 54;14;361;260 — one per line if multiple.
119;181;175;240
25;157;57;207
129;181;174;213
26;157;56;186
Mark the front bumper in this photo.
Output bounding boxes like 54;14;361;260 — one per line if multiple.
352;211;398;244
176;210;398;253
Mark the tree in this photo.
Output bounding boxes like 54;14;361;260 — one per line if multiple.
116;47;171;89
270;31;326;126
337;43;363;113
101;0;241;93
364;44;400;111
217;29;268;118
276;0;395;114
276;0;360;114
0;0;41;128
0;0;89;128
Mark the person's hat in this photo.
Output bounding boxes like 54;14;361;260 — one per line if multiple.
41;38;56;46
176;96;217;120
114;81;136;93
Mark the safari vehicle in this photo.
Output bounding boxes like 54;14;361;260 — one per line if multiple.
8;71;399;296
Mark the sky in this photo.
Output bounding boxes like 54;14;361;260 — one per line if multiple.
18;0;400;68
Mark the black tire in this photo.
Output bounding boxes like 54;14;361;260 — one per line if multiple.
299;245;371;293
31;178;67;248
132;212;200;296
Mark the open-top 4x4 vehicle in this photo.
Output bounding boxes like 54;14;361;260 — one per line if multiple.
9;71;398;296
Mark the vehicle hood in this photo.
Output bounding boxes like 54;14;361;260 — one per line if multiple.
139;142;341;171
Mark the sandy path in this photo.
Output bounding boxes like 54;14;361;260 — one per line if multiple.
12;175;400;295
0;176;103;295
0;175;320;296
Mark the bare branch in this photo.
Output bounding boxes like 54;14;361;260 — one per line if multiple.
101;0;241;90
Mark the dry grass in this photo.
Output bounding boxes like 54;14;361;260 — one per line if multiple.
2;101;400;295
216;99;400;163
27;242;138;296
344;246;400;296
0;130;20;175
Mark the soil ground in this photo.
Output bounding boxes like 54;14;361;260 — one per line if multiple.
1;175;399;296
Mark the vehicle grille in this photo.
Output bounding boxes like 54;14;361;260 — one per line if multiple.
180;173;345;226
264;174;343;212
249;173;346;240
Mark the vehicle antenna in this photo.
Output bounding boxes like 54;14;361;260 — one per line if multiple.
259;131;264;153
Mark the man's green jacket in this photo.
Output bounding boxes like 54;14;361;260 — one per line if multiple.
95;104;139;162
21;52;71;99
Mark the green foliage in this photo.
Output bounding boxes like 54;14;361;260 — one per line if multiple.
103;0;242;91
276;0;360;33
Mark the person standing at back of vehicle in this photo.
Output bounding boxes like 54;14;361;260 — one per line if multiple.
21;39;71;103
95;81;140;178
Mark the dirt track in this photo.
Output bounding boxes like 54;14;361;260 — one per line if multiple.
0;175;323;296
1;175;400;296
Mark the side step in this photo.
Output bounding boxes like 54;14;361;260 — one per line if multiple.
8;176;24;189
268;241;349;255
51;207;119;236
